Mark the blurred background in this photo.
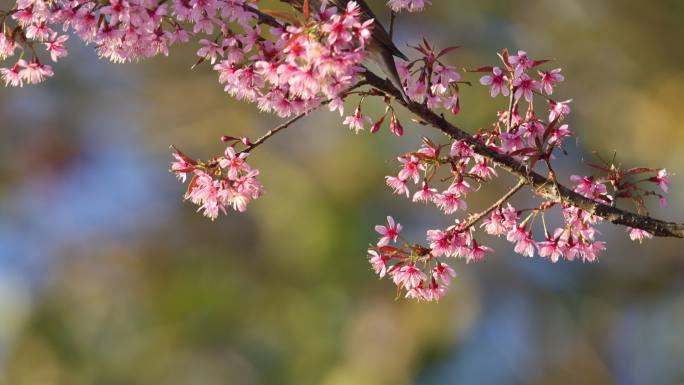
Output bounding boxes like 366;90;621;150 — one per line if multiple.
1;0;683;384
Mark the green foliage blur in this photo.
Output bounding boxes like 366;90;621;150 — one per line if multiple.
0;1;683;384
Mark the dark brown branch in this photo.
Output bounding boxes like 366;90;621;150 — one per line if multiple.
362;71;684;238
462;178;527;232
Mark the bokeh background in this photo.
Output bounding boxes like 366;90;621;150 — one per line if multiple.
1;0;684;384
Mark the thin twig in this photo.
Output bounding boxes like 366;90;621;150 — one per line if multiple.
240;81;366;154
461;178;527;232
241;112;308;154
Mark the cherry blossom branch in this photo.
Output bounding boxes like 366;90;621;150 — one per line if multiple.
461;178;527;232
363;71;684;238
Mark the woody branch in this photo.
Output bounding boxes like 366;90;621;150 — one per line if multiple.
362;71;684;238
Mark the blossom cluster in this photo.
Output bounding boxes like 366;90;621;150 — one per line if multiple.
341;41;463;135
214;1;372;118
399;41;462;114
0;0;371;111
367;49;671;301
171;140;263;220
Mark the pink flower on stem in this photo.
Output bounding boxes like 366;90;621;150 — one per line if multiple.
1;60;25;87
391;263;426;289
375;216;402;246
418;280;447;301
512;74;540;103
427;229;455;257
389;114;404;136
482;210;507;236
480;66;509;97
539;68;564;95
433;191;467;214
570;175;608;200
448;179;471;196
368;250;390;278
513;234;536;257
197;39;224;64
469;156;497;179
219;146;250;180
506;225;529;243
343;107;372;133
432;262;456;285
467;240;492;263
549;99;572;121
627;228;653;243
509;50;534;76
170;148;197;182
0;34;16;60
398;155;422;184
450;140;474;159
501;203;519;227
537;237;564;263
44;33;69;62
385;175;410;197
413;183;437;203
651;169;670;193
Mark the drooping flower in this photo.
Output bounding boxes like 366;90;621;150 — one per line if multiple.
368;250;390;277
391;263;426;289
627;228;653;243
652;169;671;193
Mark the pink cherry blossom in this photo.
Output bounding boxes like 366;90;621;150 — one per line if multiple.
482;210;508;236
427;229;455;257
480;66;509;97
432;263;456;285
467;241;492;263
385;175;410;197
549;99;572;121
391;263;426;289
343;108;372;133
1;61;25;87
375;216;402;246
512;74;540;102
570;175;608;200
413;183;437;203
219;147;250;180
539;68;564;95
627;228;653;243
513;233;536;257
44;33;69;62
469;156;497;179
509;50;534;77
398;155;423;184
368;250;390;278
450;140;474;159
433;191;467;214
652;169;670;193
537;238;564;263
